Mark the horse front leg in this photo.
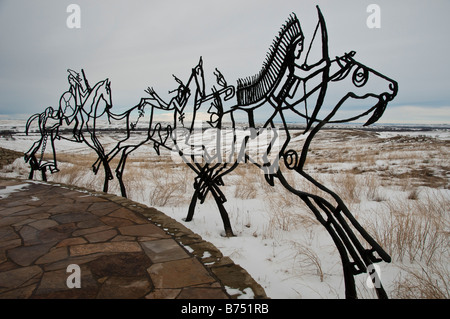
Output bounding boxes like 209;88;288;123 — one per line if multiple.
200;176;234;237
312;196;389;299
49;133;60;173
28;155;38;180
41;167;47;182
102;157;113;193
115;148;130;198
185;168;208;222
90;130;113;181
276;170;366;298
92;157;102;174
301;195;358;299
277;169;390;299
25;139;43;163
312;189;390;299
297;168;392;264
92;151;112;193
92;154;113;180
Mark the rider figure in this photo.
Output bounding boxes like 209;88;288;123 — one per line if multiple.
275;33;328;106
145;58;205;127
145;77;190;127
235;13;329;125
66;69;90;141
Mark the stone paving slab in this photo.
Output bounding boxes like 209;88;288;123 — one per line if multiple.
0;178;267;299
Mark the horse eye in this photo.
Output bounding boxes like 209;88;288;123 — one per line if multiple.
352;66;369;87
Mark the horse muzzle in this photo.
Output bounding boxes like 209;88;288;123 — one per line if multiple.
364;81;398;126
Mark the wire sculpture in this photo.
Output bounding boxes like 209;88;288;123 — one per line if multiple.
145;6;398;299
24;6;398;299
25;69;113;190
25;106;61;181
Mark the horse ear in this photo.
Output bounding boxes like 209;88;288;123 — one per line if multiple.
336;51;356;68
336;56;345;68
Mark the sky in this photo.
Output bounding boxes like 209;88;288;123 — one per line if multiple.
0;0;449;124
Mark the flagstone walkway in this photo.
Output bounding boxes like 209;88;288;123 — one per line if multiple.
0;178;267;299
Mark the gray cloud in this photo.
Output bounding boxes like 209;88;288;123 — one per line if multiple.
0;0;449;123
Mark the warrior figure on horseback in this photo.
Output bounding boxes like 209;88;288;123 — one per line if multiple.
170;7;397;299
60;69;92;142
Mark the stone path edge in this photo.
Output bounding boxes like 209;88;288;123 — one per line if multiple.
1;177;268;299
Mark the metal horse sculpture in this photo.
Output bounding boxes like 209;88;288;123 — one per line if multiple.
25;70;113;190
150;7;398;298
89;58;206;198
23;6;398;299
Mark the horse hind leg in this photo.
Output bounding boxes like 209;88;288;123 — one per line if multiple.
185;185;234;237
211;187;235;237
185;167;235;237
115;149;130;198
184;165;210;222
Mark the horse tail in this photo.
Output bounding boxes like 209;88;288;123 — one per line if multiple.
26;113;40;135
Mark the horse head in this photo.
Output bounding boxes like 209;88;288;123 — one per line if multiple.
326;51;398;126
98;79;113;115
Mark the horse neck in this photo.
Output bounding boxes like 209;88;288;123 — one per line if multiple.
82;82;105;116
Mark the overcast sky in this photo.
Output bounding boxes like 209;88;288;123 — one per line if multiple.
0;0;449;124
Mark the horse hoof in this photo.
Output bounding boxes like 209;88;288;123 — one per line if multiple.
220;230;236;238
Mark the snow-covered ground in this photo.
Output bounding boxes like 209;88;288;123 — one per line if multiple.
1;119;449;299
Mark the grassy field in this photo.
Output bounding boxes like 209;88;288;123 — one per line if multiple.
1;128;449;298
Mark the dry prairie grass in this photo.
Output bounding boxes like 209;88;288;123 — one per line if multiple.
232;164;259;200
32;129;448;299
362;190;449;299
367;194;448;264
123;157;194;207
291;241;325;282
393;260;450;299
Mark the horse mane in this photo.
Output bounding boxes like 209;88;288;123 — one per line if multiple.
236;14;302;106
